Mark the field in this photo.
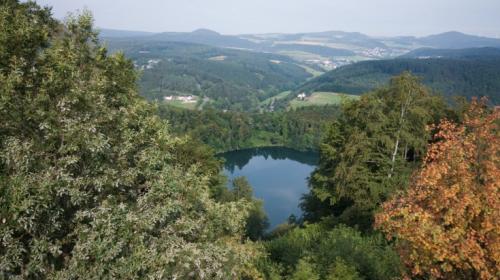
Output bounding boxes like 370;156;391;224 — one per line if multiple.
297;64;324;78
163;98;199;110
288;92;359;109
276;50;325;62
260;90;292;106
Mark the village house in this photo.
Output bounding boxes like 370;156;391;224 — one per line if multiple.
163;95;197;103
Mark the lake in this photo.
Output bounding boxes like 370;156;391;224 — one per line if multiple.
220;147;319;229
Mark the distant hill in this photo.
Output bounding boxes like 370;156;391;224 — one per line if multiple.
147;29;259;50
100;28;500;106
105;40;312;111
100;28;500;70
416;31;500;49
98;28;154;38
100;28;500;53
253;30;388;49
401;47;500;59
306;30;388;48
270;44;356;57
296;58;500;104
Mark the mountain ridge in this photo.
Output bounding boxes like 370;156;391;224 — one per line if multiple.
100;29;500;64
100;28;500;46
294;57;500;104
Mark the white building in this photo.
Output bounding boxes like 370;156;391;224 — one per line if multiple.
164;95;197;103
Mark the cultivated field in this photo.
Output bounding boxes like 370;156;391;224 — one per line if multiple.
289;92;359;109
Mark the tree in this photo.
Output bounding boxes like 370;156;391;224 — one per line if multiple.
265;224;402;280
0;2;258;278
232;176;253;200
225;177;269;241
375;100;499;279
290;258;320;280
327;258;362;280
308;73;447;229
245;200;270;241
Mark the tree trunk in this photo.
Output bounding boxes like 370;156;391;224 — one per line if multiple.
388;89;412;178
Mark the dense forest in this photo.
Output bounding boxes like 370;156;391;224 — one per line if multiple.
158;105;341;152
297;57;500;104
1;1;499;279
105;39;312;111
400;46;500;59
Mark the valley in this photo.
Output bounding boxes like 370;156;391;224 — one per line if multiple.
102;29;500;113
3;1;499;279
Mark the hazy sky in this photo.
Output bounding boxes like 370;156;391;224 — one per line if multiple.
35;0;500;37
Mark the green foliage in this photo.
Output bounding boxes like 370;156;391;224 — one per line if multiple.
165;137;229;197
266;223;297;240
264;224;402;280
0;0;57;70
158;105;341;152
105;39;312;111
253;256;285;280
0;2;258;278
218;177;270;241
306;73;448;229
245;200;270;241
231;177;253;200
6;2;486;279
290;258;320;280
327;258;362;280
297;58;500;104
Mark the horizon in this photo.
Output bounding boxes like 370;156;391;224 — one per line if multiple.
96;27;500;39
34;0;500;38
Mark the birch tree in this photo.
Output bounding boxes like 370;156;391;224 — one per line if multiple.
376;100;499;279
308;73;447;228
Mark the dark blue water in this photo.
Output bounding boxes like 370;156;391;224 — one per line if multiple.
220;147;318;229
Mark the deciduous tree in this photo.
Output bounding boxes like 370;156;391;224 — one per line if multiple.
308;73;447;228
0;2;259;278
375;100;499;279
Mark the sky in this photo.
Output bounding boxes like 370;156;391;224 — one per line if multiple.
34;0;500;37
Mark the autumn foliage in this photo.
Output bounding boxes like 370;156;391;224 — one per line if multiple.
375;100;499;279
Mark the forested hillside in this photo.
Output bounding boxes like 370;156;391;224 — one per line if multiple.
297;57;500;104
103;30;500;110
416;31;500;49
401;47;500;59
2;1;499;280
105;40;312;111
158;105;340;152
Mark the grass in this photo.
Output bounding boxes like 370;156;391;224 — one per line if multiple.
163;98;199;110
288;92;360;109
276;50;325;61
297;64;324;78
260;91;292;106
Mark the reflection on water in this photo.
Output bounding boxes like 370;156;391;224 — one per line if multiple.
222;147;319;172
219;147;319;228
